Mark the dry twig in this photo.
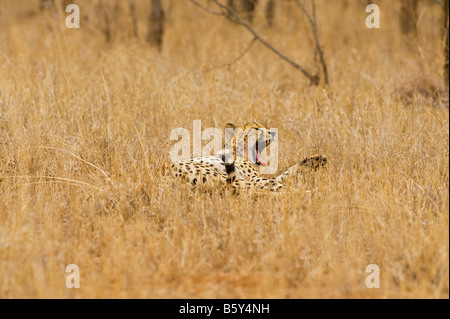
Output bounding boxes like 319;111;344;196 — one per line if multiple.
190;0;323;85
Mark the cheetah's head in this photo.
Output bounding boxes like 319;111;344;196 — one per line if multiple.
224;121;276;166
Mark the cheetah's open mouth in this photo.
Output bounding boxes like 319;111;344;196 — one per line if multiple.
254;141;267;166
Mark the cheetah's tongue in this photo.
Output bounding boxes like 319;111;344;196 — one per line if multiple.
255;149;266;166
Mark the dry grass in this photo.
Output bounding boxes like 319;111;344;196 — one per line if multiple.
0;0;448;298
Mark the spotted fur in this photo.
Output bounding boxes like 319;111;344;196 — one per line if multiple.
162;121;327;192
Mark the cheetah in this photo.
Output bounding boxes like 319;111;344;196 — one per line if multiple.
162;121;327;192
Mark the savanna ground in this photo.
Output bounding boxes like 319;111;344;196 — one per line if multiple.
0;0;448;298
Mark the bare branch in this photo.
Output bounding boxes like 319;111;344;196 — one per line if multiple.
295;0;328;85
190;0;226;16
191;0;320;85
206;36;257;71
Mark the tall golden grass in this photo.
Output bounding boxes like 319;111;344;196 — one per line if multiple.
0;0;448;298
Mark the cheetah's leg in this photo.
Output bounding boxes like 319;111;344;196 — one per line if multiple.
275;154;327;183
230;178;285;192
